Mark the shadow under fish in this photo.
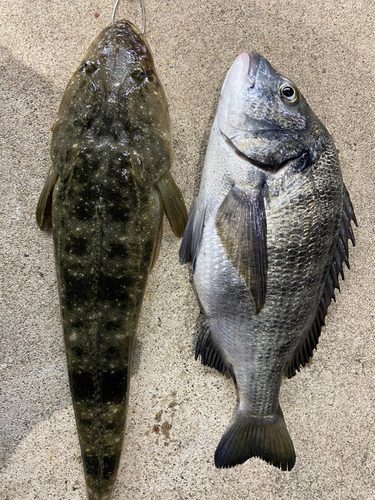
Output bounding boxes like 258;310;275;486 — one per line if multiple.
36;21;187;500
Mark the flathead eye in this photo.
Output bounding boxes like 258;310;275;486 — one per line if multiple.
131;68;147;83
81;60;98;74
280;83;298;104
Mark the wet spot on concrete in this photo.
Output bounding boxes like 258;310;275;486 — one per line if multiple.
161;421;172;440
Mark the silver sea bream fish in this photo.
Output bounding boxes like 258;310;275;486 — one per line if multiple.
36;21;187;500
180;52;357;470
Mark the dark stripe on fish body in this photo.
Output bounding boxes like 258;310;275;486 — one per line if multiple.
71;320;85;329
64;236;88;256
83;454;118;482
73;200;97;221
69;369;128;404
104;320;121;331
71;346;84;359
143;238;154;257
107;242;128;259
98;275;134;302
70;371;96;401
63;277;93;310
101;369;128;404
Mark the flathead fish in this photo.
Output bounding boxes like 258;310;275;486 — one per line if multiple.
179;52;356;470
36;21;187;499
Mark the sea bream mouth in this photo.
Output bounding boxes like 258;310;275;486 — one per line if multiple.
217;51;313;172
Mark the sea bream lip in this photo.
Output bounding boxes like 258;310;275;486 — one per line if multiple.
247;51;261;87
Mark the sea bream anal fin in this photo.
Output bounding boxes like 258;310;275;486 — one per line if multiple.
36;165;59;230
284;184;357;378
216;183;268;313
179;197;207;269
156;171;188;238
195;320;235;378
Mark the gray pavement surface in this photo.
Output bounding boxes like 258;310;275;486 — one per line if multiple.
1;1;374;499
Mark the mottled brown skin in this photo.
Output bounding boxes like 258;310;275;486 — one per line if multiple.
36;21;186;500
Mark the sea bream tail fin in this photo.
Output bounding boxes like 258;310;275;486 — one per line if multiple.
157;171;188;238
36;165;58;230
284;184;357;378
179;197;207;269
215;405;295;470
216;183;268;313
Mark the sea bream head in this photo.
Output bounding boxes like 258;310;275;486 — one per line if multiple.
217;52;332;171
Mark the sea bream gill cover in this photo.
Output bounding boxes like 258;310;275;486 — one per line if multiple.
180;51;357;470
36;21;187;500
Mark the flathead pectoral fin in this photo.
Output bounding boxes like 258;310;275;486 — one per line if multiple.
36;166;58;230
150;210;164;272
179;197;207;269
216;184;268;313
157;172;188;238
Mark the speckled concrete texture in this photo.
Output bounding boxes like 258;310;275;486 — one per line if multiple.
0;1;374;499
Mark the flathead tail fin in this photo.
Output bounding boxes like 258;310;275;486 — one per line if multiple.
214;405;295;470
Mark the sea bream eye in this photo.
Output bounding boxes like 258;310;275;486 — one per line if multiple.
280;83;299;104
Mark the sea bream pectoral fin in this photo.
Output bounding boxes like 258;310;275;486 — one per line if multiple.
216;183;268;313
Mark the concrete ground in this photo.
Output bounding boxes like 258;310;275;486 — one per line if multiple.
0;0;374;499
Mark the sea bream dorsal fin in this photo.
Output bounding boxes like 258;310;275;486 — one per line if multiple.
284;184;357;378
216;183;268;313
